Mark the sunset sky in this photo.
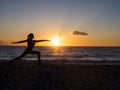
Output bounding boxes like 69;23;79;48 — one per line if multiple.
0;0;120;46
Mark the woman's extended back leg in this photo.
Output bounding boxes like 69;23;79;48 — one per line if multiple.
9;51;27;65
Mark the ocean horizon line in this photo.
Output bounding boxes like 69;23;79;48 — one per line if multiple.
0;45;120;47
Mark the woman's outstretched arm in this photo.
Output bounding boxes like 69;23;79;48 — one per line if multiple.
34;40;50;43
11;40;27;44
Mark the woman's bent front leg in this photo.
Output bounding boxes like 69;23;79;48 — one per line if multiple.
30;51;41;65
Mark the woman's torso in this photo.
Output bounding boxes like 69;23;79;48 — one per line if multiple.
27;39;35;50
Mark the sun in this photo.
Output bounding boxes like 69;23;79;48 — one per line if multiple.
51;34;61;46
52;40;60;46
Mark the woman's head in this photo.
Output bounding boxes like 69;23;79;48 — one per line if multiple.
27;33;34;39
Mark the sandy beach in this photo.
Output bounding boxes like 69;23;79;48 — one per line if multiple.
0;60;120;90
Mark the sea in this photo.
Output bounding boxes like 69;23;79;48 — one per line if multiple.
0;46;120;61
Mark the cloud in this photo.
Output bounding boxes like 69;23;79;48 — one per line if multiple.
72;31;88;36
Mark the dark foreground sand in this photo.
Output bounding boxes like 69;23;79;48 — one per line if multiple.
0;60;120;90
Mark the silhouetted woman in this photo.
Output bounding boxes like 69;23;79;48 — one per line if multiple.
9;33;50;65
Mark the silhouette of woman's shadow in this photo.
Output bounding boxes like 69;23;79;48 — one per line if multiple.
9;33;50;65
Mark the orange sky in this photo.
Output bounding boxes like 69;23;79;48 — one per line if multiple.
0;0;120;46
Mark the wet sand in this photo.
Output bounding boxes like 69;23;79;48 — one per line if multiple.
0;60;120;90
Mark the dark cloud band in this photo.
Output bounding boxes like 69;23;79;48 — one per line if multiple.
0;40;3;44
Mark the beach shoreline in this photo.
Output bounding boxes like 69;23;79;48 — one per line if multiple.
1;59;120;65
0;60;120;90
